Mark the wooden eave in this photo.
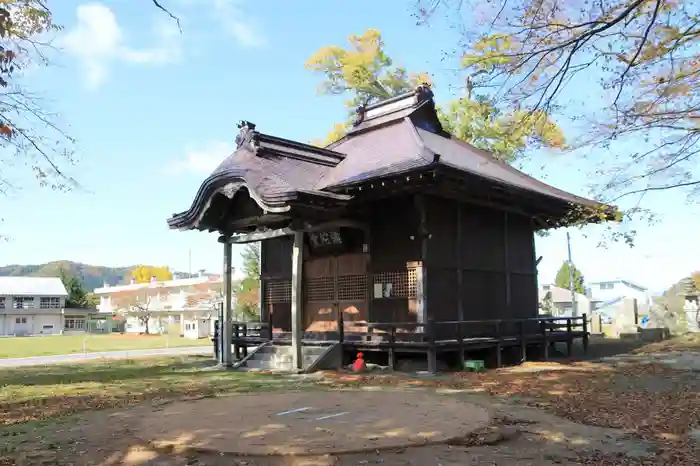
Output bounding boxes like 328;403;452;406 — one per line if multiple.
167;169;353;232
326;162;615;227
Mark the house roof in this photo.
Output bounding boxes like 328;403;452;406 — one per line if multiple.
93;275;223;295
0;277;68;297
168;85;611;233
590;279;648;291
539;284;588;303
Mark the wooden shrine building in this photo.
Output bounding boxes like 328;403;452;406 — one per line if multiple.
167;85;611;372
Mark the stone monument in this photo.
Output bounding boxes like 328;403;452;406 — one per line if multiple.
609;297;639;338
680;277;699;333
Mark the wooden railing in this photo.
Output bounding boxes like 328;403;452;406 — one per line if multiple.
336;314;589;370
222;313;589;370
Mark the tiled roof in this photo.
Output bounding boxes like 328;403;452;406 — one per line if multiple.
167;86;606;232
0;277;68;297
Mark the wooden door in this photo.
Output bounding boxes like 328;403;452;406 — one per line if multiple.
335;253;369;333
304;253;369;335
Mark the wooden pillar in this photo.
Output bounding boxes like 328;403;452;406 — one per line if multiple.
259;240;267;331
456;204;465;368
221;237;233;367
530;218;539;316
504;212;511;314
291;231;304;370
416;194;436;373
416;194;429;326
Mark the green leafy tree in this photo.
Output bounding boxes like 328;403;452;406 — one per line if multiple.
539;290;555;315
59;268;90;308
236;243;261;320
554;261;585;295
305;28;566;161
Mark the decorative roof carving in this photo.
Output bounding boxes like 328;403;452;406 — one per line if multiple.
235;120;256;150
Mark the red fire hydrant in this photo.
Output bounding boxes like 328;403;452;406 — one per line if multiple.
352;352;367;372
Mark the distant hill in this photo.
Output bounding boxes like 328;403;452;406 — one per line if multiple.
0;261;143;291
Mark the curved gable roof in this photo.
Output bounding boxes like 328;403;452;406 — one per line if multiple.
167;87;612;233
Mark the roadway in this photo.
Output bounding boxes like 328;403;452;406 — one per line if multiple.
0;346;212;367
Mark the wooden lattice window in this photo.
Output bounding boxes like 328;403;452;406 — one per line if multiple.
264;279;291;304
372;268;418;298
306;277;334;302
337;274;367;301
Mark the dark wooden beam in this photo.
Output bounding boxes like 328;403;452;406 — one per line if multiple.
531;218;541;317
415;194;436;374
504;211;512;315
229;228;294;244
456;203;465;369
224;219;370;244
456;204;464;322
227;214;290;231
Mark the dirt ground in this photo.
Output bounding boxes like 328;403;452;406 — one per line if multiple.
4;339;700;465
140;391;490;455
9;390;663;466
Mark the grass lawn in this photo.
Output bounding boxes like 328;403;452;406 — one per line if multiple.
0;356;302;426
0;333;211;359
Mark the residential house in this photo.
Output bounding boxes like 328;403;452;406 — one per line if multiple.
589;279;651;306
94;274;233;338
0;277;98;336
539;284;594;317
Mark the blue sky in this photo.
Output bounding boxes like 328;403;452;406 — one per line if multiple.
0;0;697;292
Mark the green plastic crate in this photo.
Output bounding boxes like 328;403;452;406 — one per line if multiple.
463;360;485;372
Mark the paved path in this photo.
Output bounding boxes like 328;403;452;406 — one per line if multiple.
0;346;212;367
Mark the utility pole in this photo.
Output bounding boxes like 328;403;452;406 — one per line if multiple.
566;231;578;317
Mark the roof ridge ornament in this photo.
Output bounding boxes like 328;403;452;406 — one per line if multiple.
414;83;433;102
235;120;257;150
351;84;436;128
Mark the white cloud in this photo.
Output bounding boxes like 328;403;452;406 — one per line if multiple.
177;0;266;48
212;0;266;48
167;141;234;176
61;3;183;89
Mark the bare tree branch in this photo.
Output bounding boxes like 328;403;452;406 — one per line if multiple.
151;0;182;33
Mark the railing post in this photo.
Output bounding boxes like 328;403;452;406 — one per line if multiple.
242;323;248;358
337;308;345;344
540;319;549;361
457;321;465;369
495;320;502;368
518;320;526;363
213;320;220;362
566;318;573;357
426;317;437;374
266;311;273;341
582;313;589;355
233;323;241;360
388;325;396;371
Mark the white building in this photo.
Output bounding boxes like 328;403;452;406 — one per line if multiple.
94;274;230;339
588;279;651;306
539;284;594;316
0;277;98;336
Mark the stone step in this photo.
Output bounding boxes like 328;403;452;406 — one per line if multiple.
256;344;328;356
240;346;324;372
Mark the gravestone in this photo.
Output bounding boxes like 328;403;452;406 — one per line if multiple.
609;298;640;338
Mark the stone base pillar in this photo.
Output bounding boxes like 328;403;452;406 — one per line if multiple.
684;298;699;333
